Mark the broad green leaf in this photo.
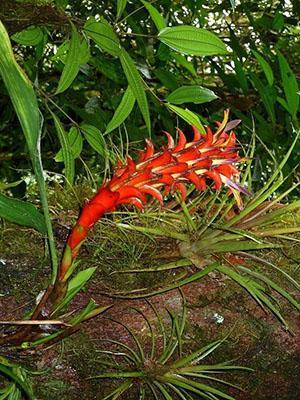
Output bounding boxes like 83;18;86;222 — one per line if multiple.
105;86;135;133
172;53;197;77
158;26;228;56
0;193;47;233
166;104;205;133
277;51;299;117
52;112;75;185
84;17;120;56
141;0;166;31
68;267;97;292
120;48;151;133
252;50;274;86
81;123;107;157
0;20;58;281
117;0;127;19
56;25;90;94
55;126;82;161
11;26;44;46
166;86;218;105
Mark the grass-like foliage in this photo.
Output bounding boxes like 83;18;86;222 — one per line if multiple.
91;297;251;400
0;357;33;400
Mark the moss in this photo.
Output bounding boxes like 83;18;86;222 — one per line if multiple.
0;224;49;300
32;332;115;400
35;379;73;400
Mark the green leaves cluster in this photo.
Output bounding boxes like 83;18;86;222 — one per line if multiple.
91;302;250;400
54;7;227;139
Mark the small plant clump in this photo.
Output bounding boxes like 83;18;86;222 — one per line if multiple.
90;297;252;400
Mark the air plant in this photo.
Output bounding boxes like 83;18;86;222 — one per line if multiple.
51;109;248;304
105;129;300;330
0;357;33;400
90;298;251;400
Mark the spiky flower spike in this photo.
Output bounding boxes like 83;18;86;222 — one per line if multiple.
58;110;249;284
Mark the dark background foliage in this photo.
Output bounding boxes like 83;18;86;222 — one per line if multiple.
0;0;299;196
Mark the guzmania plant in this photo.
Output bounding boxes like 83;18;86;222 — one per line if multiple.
53;109;249;303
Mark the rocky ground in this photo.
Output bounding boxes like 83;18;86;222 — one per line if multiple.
0;224;299;400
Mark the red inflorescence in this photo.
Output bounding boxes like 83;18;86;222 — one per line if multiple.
60;111;249;280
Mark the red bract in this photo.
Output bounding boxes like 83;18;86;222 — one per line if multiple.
59;110;249;281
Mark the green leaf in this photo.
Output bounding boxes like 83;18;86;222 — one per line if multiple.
52;112;75;185
54;267;97;312
0;193;47;233
234;56;248;93
166;104;205;133
56;25;90;94
105;86;135;133
55;0;68;8
55;126;82;161
11;26;44;46
158;26;228;56
115;262;219;299
0;180;23;191
249;72;276;124
51;40;70;64
0;364;33;400
81;123;107;157
217;265;289;329
117;0;127;19
277;51;299;117
0;20;58;281
154;68;179;91
172;53;197;77
252;50;274;86
0;22;40;155
119;48;151;133
166;86;218;105
84;17;121;56
90;56;125;84
277;96;290;113
141;0;166;31
238;266;300;311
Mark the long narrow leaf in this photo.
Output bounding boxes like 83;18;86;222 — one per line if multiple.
0;20;58;281
119;49;151;133
51;112;75;185
105;86;135;134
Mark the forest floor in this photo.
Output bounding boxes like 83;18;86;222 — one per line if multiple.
0;223;299;400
